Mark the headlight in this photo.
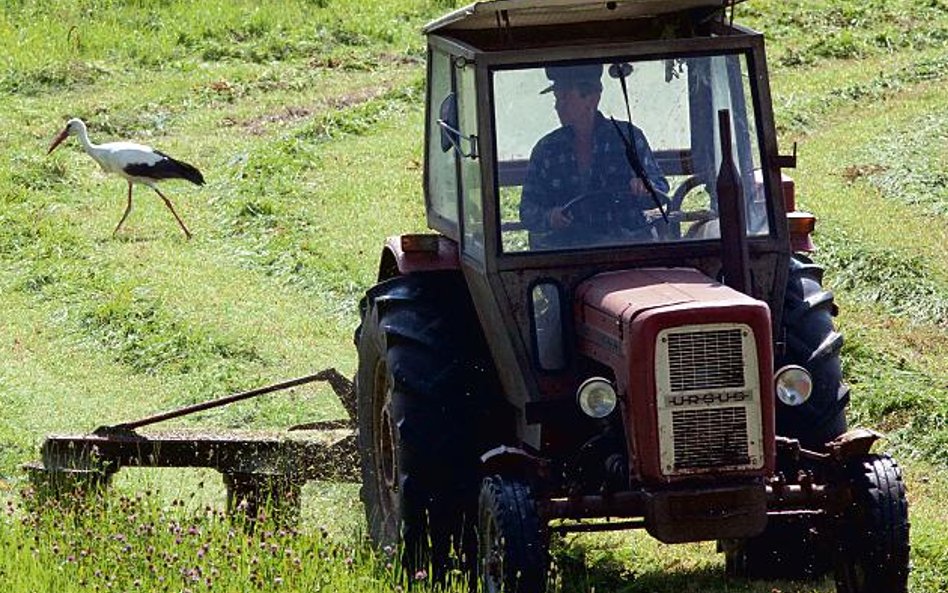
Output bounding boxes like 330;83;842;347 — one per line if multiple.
577;377;617;418
775;365;812;406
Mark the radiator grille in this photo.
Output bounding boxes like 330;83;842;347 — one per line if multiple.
668;329;745;392
672;407;750;469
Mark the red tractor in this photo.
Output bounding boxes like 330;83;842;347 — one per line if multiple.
354;1;909;592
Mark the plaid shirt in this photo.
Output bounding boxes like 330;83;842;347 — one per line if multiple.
520;112;668;247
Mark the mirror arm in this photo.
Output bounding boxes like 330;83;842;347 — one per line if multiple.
436;119;479;159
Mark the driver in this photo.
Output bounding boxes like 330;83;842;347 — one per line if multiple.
520;64;669;249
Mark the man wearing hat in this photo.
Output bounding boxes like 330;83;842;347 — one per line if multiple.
520;63;669;249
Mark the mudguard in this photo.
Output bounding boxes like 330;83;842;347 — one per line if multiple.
377;234;460;281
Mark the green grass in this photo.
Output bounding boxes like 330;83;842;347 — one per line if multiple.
0;1;445;590
1;485;414;593
786;80;948;476
738;0;948;70
1;0;947;591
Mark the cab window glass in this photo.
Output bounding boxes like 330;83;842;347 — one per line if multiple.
458;63;484;259
426;48;459;229
492;54;769;254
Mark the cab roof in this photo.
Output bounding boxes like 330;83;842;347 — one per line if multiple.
424;0;745;33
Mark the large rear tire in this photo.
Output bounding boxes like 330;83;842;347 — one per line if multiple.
478;476;549;593
356;272;492;579
833;454;910;593
777;254;849;448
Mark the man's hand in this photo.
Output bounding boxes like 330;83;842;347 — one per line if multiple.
549;206;573;229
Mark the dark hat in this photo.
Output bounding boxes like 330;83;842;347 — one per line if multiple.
540;64;604;94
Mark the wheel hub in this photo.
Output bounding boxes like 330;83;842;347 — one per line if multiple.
373;361;398;503
481;514;504;593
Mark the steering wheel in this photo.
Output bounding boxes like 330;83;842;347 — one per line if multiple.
561;189;665;234
553;178;718;244
667;175;719;239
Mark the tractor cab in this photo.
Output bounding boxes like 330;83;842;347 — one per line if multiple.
419;0;795;449
428;8;779;256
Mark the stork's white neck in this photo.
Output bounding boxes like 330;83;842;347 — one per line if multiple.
72;121;97;153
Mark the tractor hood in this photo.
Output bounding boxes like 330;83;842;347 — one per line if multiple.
575;267;765;351
574;267;773;381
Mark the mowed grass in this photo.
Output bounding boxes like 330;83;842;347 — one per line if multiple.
1;1;438;589
1;0;947;591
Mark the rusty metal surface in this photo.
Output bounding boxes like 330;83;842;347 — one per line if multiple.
540;491;647;520
95;370;354;435
539;482;773;544
28;369;361;507
645;484;767;543
551;519;646;533
40;427;360;482
826;428;882;461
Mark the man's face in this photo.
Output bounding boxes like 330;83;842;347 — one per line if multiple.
553;86;599;128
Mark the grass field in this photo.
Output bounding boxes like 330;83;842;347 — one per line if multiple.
1;0;947;591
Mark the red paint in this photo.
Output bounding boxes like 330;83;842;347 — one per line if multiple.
383;234;460;275
575;268;775;484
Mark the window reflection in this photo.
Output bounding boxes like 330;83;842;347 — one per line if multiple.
532;283;565;370
492;54;769;254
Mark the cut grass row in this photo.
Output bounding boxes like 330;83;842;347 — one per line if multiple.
738;0;948;72
0;0;431;95
787;77;948;484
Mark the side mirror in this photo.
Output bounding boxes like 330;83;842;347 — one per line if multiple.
436;93;478;159
438;93;459;152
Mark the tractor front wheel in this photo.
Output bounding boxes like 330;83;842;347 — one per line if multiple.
833;454;910;593
478;475;549;593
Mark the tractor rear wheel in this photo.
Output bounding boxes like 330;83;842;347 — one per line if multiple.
833;454;910;593
777;254;849;448
478;475;549;593
356;272;490;580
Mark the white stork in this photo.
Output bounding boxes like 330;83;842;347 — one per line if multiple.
47;118;204;239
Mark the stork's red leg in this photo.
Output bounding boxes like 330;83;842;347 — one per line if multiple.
113;182;134;236
153;187;192;240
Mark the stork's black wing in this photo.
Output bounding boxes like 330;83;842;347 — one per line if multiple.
124;150;205;186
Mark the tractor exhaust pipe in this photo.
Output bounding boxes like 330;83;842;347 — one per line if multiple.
716;109;751;294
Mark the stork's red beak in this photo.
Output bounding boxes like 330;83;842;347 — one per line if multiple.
47;128;69;155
